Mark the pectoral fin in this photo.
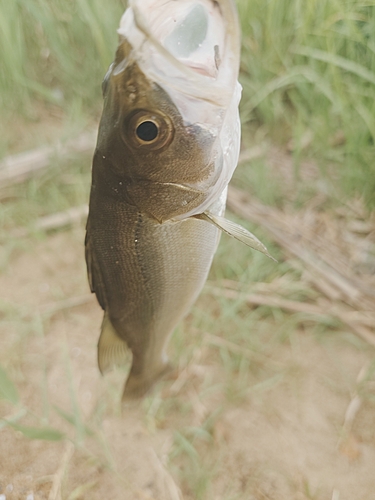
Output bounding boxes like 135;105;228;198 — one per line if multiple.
196;212;277;262
98;313;131;374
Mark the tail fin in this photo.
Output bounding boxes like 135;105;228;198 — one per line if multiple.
122;362;173;401
98;313;174;400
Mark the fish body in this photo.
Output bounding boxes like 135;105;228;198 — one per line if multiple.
86;0;243;399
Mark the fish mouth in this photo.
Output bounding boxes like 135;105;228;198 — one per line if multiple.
133;2;222;78
119;0;240;107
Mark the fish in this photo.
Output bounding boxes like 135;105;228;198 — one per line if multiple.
85;0;273;400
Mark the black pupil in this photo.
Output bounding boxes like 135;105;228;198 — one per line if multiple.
136;121;159;142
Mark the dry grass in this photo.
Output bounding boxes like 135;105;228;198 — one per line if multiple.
0;137;375;499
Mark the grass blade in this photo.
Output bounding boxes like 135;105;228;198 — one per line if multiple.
3;421;65;441
0;364;19;404
293;45;375;85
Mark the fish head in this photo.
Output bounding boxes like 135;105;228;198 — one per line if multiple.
95;0;241;223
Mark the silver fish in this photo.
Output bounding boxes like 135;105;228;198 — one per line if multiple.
85;0;272;400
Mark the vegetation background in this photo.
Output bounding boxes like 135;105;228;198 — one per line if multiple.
0;1;374;499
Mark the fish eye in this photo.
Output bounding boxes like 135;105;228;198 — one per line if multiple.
122;110;174;151
136;120;159;142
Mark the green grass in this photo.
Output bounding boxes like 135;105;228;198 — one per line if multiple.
1;0;375;204
238;0;375;207
0;0;125;114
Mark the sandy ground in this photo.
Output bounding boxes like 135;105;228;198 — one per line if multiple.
1;225;375;500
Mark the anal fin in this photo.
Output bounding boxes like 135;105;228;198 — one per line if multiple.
98;313;131;374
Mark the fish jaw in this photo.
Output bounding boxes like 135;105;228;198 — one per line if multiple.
122;0;241;107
